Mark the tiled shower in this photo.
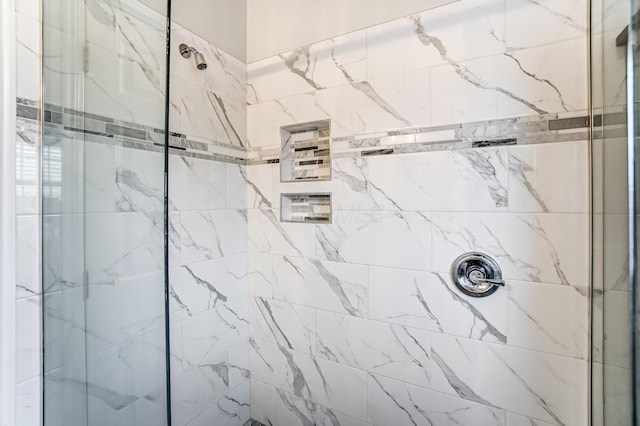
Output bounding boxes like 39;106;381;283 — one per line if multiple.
4;0;634;425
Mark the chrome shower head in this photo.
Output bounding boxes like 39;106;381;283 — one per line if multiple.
179;43;207;71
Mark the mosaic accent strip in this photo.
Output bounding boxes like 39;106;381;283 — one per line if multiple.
17;98;598;167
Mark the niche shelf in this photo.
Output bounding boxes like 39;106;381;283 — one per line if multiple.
281;193;332;224
280;120;331;182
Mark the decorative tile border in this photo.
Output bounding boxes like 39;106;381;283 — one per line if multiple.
18;98;619;167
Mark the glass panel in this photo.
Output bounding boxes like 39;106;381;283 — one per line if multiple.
42;0;170;425
591;0;635;424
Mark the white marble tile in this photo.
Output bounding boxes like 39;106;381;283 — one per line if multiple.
226;164;249;209
369;266;508;343
84;40;165;129
245;164;276;209
114;145;164;214
316;210;431;270
16;12;41;101
84;211;164;283
179;210;247;265
17;296;42;384
506;412;556;426
169;155;227;211
44;361;88;426
250;379;278;425
505;0;587;49
170;254;249;322
172;355;230;426
367;147;508;211
331;157;371;211
430;334;588;425
228;340;251;390
42;213;85;294
85;329;167;423
43;289;86;373
181;298;248;370
41;24;84;110
84;142;117;213
248;209;316;257
367;0;505;80
16;215;40;299
247;93;317;148
187;380;251;426
180;80;246;147
15;123;40;215
85;271;165;355
507;280;589;359
16;376;42;426
272;348;368;421
316;311;431;388
249;338;277;386
16;0;39;20
496;37;589;116
431;212;589;287
250;297;316;354
601;289;631;369
272;256;368;317
248;252;275;298
271;387;372;426
509;140;589;213
367;373;505;426
89;397;166;426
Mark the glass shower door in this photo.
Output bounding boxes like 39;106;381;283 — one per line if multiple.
591;0;639;424
42;0;171;425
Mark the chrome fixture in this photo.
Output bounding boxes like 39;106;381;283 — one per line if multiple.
450;252;505;297
179;43;207;70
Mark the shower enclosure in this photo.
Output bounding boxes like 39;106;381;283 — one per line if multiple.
35;0;640;424
41;0;171;424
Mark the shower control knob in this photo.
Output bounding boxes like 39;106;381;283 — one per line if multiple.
450;252;505;297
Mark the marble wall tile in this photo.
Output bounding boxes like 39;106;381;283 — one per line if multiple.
331;157;371;211
248;209;316;257
44;361;88;426
270;348;368;420
169;155;227;211
507;280;589;359
84;271;165;355
15;122;40;215
170;254;248;322
366;0;505;80
247;93;317;147
226;164;249;209
85;328;167;423
431;212;589;286
17;296;42;384
16;376;42;426
248;252;275;298
172;355;231;426
89;398;166;426
16;215;40;299
181;298;248;370
366;147;508;211
250;297;317;354
84;211;163;284
271;256;368;317
245;164;276;209
179;210;248;265
187;380;251;426
43;289;86;373
367;373;505;426
316;211;431;270
16;12;41;102
270;386;372;426
369;266;508;343
508;140;589;213
315;311;431;388
114;145;164;214
506;412;557;426
505;0;587;48
429;334;588;425
179;81;246;147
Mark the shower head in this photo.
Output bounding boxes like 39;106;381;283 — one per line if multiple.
179;43;207;71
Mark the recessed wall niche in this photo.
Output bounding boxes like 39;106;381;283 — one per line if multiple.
280;193;332;223
280;120;331;182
